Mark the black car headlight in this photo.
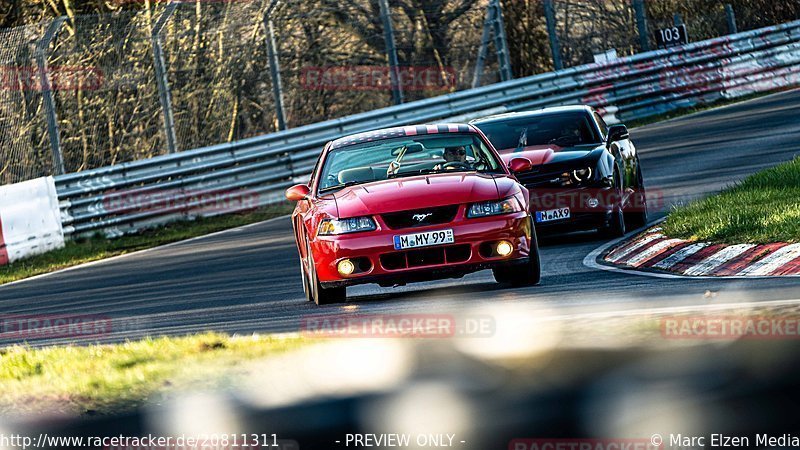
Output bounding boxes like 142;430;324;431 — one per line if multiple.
557;167;595;187
318;216;377;235
467;197;523;218
571;167;593;184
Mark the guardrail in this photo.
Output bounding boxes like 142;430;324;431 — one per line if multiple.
56;19;800;238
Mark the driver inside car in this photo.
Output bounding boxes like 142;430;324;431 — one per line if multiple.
560;123;581;139
546;122;584;146
434;146;469;170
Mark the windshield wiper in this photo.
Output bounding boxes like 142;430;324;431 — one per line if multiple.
318;180;368;194
388;167;473;179
387;170;426;179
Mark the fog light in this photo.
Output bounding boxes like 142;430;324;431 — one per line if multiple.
587;197;600;208
496;240;514;257
337;259;355;276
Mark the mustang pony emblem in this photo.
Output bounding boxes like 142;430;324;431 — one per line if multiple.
412;213;433;222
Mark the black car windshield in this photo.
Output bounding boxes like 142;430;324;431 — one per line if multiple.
475;112;602;151
317;133;504;193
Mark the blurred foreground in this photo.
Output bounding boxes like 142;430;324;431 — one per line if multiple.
4;296;800;449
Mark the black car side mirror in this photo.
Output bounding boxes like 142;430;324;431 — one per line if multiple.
607;124;629;145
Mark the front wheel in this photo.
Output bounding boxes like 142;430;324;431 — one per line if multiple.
493;250;541;287
305;240;346;305
599;174;627;238
493;220;541;287
625;164;648;229
599;203;626;238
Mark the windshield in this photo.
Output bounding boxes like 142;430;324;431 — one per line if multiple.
316;133;504;193
475;112;602;151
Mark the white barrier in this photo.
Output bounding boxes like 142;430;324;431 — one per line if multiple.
0;176;65;265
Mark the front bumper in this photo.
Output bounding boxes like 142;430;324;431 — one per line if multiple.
322;258;530;289
311;210;532;288
534;210;613;234
529;186;615;234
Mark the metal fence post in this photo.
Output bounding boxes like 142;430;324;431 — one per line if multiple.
264;1;287;131
378;0;404;105
632;0;650;52
491;0;514;81
725;4;738;34
472;0;513;87
35;17;67;175
152;3;178;154
471;7;492;89
673;13;684;26
543;0;562;70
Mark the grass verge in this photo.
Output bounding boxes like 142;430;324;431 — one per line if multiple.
662;156;800;243
0;332;310;416
0;203;294;285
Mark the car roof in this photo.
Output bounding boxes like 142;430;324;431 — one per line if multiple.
469;105;594;125
329;123;479;150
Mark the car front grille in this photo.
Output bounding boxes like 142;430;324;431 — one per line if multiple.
514;167;567;188
380;244;471;270
381;205;459;229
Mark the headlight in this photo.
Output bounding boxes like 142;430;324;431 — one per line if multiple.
571;167;593;183
467;197;522;218
318;216;377;235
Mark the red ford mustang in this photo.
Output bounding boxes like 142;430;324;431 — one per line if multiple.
285;124;541;305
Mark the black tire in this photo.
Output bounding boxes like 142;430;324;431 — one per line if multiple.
493;218;541;287
599;173;627;238
625;164;648;229
492;267;512;284
600;203;626;238
305;240;346;305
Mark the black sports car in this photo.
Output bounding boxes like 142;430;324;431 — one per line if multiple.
471;105;648;237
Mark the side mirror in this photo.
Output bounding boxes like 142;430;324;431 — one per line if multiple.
285;184;310;201
607;124;629;144
508;157;533;174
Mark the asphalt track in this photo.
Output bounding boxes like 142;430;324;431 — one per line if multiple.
2;89;800;347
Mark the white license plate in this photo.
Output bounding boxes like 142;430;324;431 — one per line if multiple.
393;229;454;250
535;207;571;223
